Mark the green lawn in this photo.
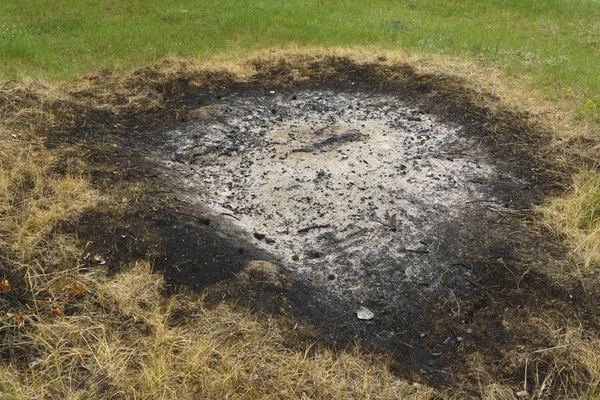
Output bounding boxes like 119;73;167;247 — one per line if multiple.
1;0;599;107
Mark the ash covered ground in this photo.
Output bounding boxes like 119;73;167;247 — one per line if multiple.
51;60;567;384
139;90;532;379
151;90;525;338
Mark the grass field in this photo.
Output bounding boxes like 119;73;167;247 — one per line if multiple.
1;1;600;399
1;0;599;103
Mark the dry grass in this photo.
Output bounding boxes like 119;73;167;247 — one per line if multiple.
0;144;96;261
0;130;99;307
1;49;600;399
458;314;600;399
541;170;600;272
0;263;432;399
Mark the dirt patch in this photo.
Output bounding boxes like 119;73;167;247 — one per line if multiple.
38;55;596;390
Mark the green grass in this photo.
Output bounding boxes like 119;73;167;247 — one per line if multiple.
0;0;599;106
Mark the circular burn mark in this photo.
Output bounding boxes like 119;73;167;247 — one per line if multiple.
152;89;530;361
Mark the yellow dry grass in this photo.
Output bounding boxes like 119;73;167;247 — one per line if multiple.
1;48;600;399
0;150;94;259
0;132;99;293
0;263;432;399
541;170;600;272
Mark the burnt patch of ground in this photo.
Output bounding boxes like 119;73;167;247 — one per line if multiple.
147;84;572;384
64;198;272;291
29;55;598;392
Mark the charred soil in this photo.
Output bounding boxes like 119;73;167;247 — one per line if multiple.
10;55;597;393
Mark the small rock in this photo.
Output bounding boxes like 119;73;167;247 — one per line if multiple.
356;306;374;320
253;232;266;240
516;390;529;398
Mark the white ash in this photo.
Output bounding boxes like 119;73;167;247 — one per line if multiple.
158;90;507;306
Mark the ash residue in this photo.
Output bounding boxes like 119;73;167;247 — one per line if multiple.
160;91;502;298
291;128;367;153
151;89;529;377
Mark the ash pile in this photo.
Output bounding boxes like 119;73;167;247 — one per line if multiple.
159;89;510;327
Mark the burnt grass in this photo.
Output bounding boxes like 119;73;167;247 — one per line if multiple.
10;56;599;391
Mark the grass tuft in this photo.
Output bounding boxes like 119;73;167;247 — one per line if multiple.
0;138;98;263
541;170;600;271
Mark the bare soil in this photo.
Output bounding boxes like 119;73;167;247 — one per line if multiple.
44;57;597;390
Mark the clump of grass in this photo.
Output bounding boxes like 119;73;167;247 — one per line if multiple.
509;317;600;398
573;175;600;231
453;310;600;399
541;170;600;271
0;146;96;259
579;98;599;123
0;131;99;311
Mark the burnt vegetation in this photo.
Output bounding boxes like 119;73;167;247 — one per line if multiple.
1;53;599;398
